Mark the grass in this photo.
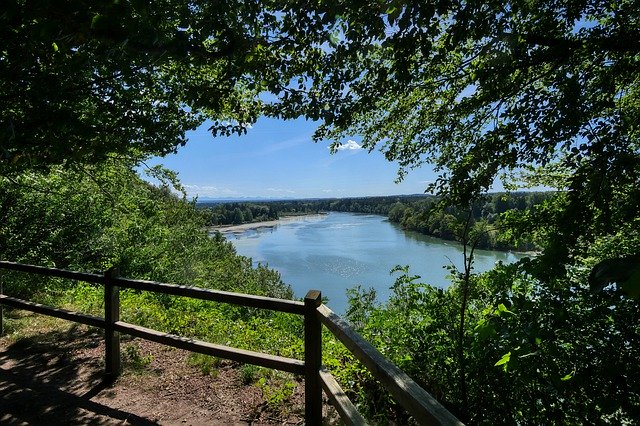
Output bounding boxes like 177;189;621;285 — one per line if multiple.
187;353;222;377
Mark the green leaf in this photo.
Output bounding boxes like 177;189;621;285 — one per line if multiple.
497;303;515;315
560;371;574;381
494;351;511;367
91;14;104;30
474;321;496;340
51;42;58;52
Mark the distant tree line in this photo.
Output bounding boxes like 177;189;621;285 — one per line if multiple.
386;192;551;251
198;192;550;251
198;203;279;226
198;195;425;225
198;198;386;225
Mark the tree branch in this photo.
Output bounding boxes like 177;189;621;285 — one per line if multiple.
521;32;640;54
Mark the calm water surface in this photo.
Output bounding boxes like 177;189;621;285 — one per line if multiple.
223;212;522;314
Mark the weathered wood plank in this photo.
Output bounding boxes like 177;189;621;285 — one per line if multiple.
0;261;304;314
104;268;121;380
317;304;463;426
111;277;305;315
319;367;368;426
0;261;104;284
114;321;305;375
0;274;4;336
0;294;105;328
304;290;323;425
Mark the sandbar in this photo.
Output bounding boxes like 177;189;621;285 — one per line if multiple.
207;213;327;233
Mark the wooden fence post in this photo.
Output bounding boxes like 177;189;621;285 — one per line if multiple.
104;267;121;381
304;290;323;425
0;270;4;336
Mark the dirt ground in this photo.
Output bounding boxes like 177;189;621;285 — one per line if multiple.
0;323;339;425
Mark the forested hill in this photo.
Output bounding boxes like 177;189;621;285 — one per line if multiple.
198;192;551;251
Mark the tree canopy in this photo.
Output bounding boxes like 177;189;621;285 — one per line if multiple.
7;0;637;207
263;0;640;274
273;0;639;197
3;0;638;276
0;0;329;171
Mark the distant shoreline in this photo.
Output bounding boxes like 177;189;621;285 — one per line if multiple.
207;213;327;233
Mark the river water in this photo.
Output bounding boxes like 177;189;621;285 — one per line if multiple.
222;212;522;314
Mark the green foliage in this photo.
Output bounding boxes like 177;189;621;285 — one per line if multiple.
0;162;304;384
257;375;297;408
473;261;640;423
239;364;262;385
385;193;548;251
187;354;222;377
337;256;640;424
0;162;293;298
123;343;154;372
278;1;640;202
0;0;343;172
333;270;461;422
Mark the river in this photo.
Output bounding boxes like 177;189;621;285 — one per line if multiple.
221;212;523;314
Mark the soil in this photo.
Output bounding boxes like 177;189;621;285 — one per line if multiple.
0;323;340;425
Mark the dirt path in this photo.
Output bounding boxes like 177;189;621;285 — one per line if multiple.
0;325;337;425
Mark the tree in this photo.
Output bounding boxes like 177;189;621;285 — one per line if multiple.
231;207;244;225
254;4;640;421
268;0;639;270
0;0;330;172
0;161;292;299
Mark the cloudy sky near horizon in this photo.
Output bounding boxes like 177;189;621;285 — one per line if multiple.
142;117;439;200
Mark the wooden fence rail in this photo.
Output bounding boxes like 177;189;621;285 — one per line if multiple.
0;261;462;425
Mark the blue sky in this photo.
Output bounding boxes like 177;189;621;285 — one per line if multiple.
143;117;439;200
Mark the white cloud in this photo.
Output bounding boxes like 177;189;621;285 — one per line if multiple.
184;184;217;191
334;140;362;151
183;184;240;197
267;187;296;194
322;189;333;193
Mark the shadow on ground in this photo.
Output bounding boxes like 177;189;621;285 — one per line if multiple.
0;325;155;425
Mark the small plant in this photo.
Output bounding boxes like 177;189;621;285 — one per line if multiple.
239;363;261;385
123;343;153;371
0;314;18;338
187;353;221;377
258;377;296;408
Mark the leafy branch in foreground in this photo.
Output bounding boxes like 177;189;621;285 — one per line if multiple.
0;0;332;172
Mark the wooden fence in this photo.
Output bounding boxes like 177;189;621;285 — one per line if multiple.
0;261;462;425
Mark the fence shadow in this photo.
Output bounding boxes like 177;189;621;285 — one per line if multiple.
0;325;155;425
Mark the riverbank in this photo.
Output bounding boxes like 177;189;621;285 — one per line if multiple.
207;213;327;233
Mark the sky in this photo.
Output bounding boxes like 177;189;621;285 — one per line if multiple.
142;117;440;200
